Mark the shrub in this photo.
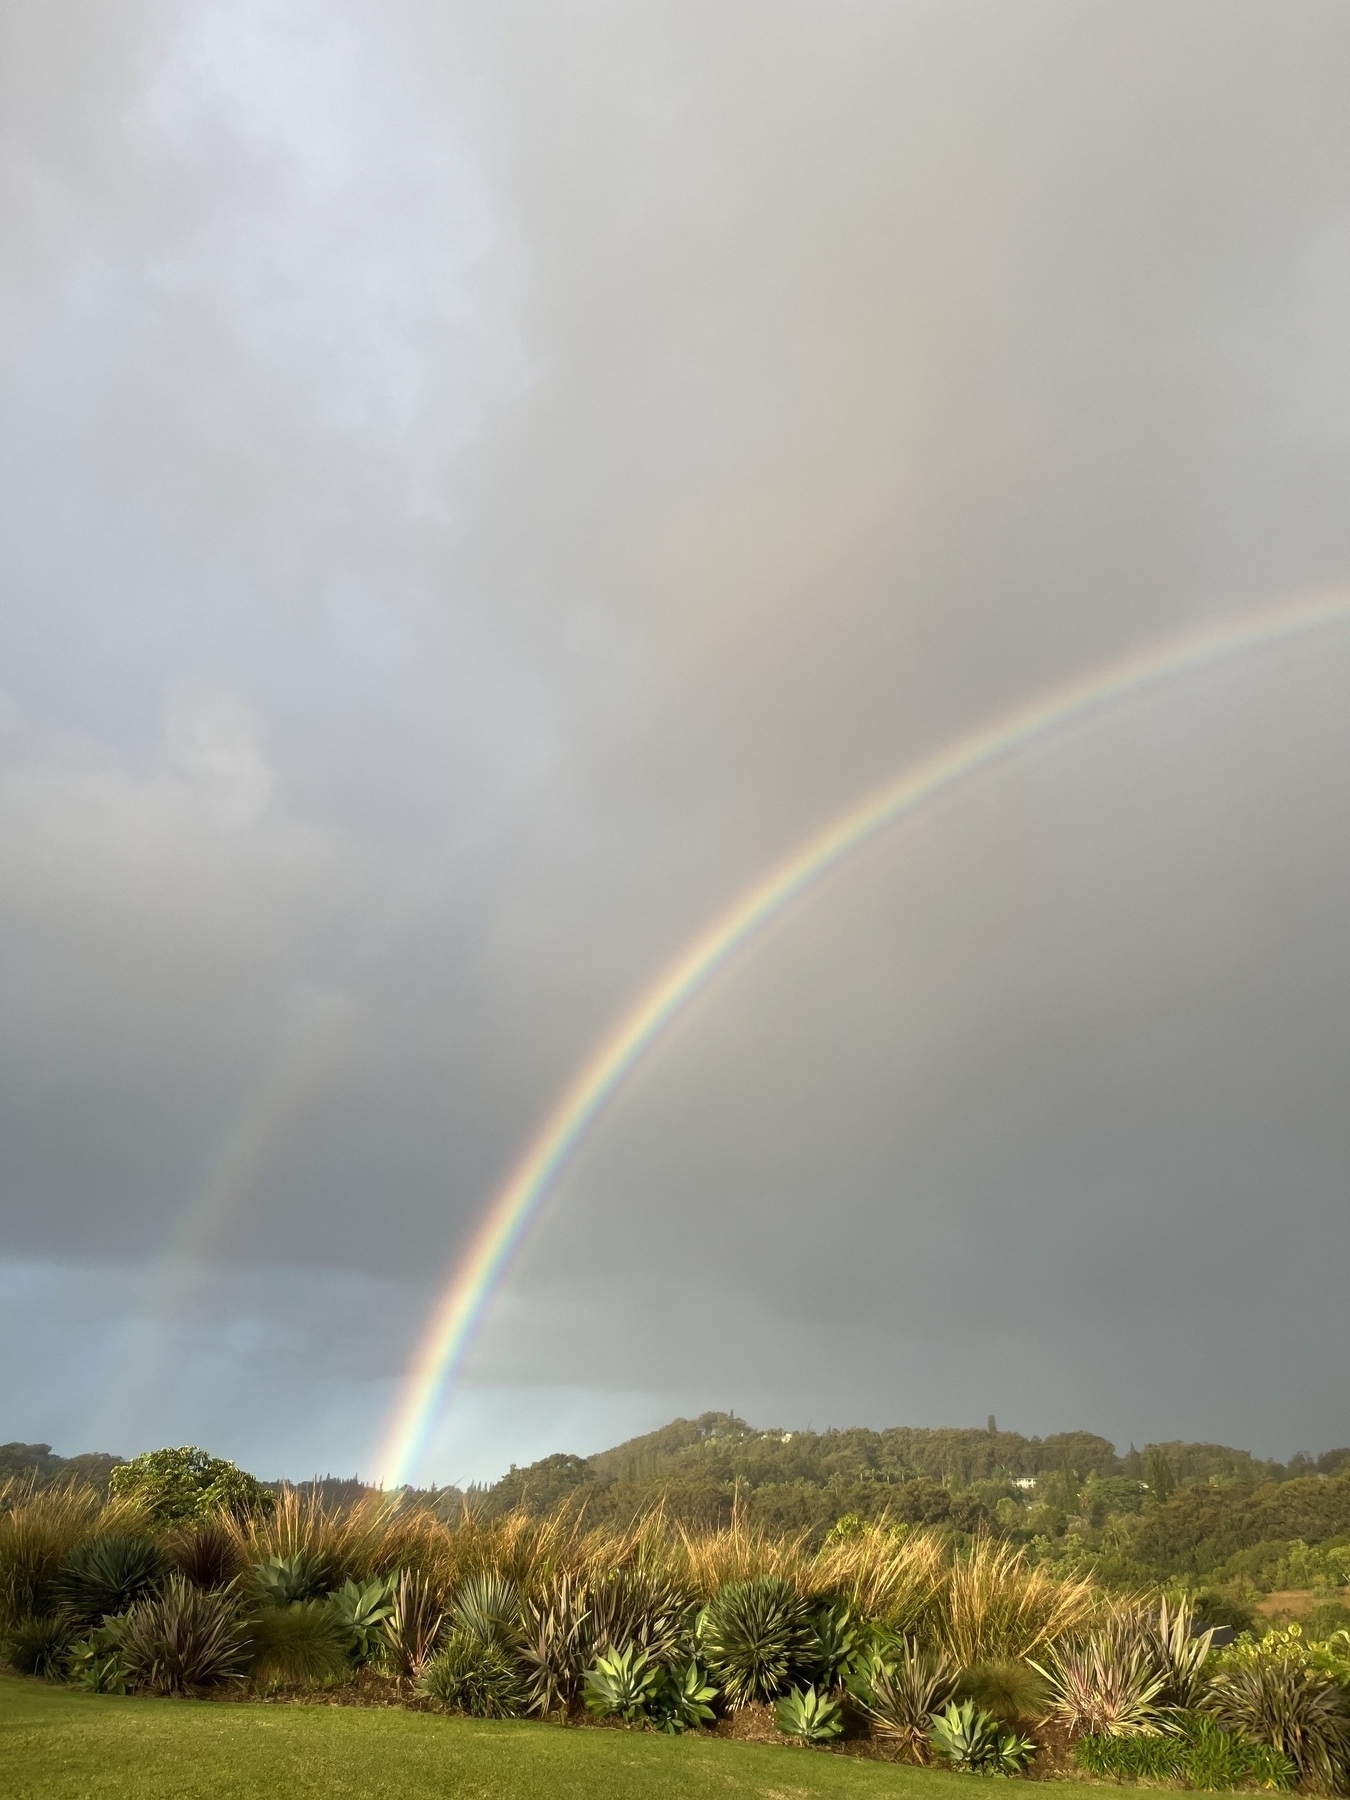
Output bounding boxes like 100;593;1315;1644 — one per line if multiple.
1205;1637;1350;1794
930;1698;1036;1774
253;1552;329;1606
451;1570;520;1647
519;1573;593;1718
584;1641;661;1722
419;1629;528;1717
381;1569;443;1682
329;1575;396;1663
109;1448;272;1524
938;1540;1097;1666
1033;1618;1169;1736
588;1564;693;1667
1150;1594;1216;1709
68;1616;131;1693
959;1654;1047;1723
699;1576;812;1708
848;1635;958;1761
56;1534;166;1622
119;1575;250;1695
2;1611;79;1678
247;1600;350;1686
164;1521;242;1590
0;1484;128;1624
774;1684;843;1744
652;1660;718;1733
1075;1712;1297;1790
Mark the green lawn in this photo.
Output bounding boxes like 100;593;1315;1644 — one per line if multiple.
0;1677;1105;1800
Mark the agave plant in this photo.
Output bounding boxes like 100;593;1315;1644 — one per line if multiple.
584;1641;661;1722
56;1534;166;1623
699;1577;812;1708
848;1635;958;1761
68;1616;131;1693
774;1684;844;1744
419;1629;528;1718
652;1660;718;1734
247;1600;351;1686
519;1572;592;1718
807;1604;859;1690
330;1574;396;1663
930;1698;1036;1774
381;1569;444;1682
119;1575;250;1695
1033;1621;1170;1737
253;1552;329;1607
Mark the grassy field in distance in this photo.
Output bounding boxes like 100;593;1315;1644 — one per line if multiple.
0;1675;1105;1800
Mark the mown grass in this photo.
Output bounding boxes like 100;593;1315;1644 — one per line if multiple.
0;1676;1102;1800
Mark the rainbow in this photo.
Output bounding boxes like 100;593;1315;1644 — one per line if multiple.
375;587;1350;1486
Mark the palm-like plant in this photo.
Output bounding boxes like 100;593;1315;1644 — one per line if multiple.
381;1569;443;1682
419;1629;528;1717
519;1572;592;1718
699;1577;812;1708
56;1534;166;1622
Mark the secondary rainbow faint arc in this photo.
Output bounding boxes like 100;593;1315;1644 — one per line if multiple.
375;587;1350;1486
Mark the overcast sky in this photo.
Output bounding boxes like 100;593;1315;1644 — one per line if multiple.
3;0;1349;1486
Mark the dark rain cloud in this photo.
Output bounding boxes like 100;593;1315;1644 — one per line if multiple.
1;1;1349;1479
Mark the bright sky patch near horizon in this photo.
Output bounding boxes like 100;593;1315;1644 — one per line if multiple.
2;1;1349;1485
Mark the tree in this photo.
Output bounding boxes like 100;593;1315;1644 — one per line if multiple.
1145;1445;1175;1504
109;1446;272;1522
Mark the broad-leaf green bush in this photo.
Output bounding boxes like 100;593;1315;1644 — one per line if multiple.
1205;1629;1350;1794
253;1552;329;1606
330;1574;396;1663
109;1448;272;1524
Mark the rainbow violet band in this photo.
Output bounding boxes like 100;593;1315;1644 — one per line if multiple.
374;588;1350;1487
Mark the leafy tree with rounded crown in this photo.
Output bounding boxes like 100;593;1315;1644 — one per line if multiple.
109;1447;272;1523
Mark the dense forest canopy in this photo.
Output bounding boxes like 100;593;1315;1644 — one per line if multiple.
8;1417;1350;1601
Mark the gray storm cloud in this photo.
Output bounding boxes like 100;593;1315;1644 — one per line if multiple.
1;1;1348;1481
